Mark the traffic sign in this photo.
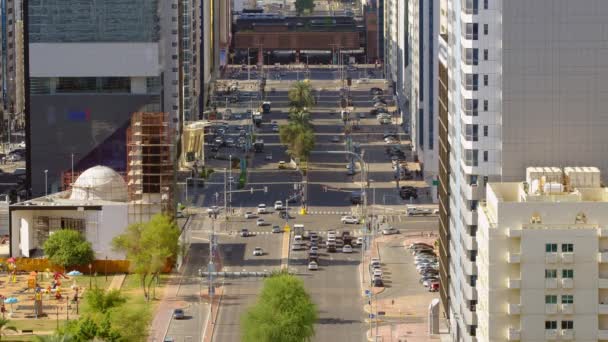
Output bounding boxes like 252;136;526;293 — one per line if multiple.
369;313;375;319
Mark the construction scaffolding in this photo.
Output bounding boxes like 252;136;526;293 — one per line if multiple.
127;112;174;224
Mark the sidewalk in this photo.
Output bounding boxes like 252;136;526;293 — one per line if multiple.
147;275;184;342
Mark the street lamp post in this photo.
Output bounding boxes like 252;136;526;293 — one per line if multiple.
44;170;48;196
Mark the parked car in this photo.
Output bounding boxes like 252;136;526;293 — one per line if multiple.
308;261;319;270
382;227;399;235
406;205;433;216
244;211;256;219
373;278;384;287
341;215;359;224
256;218;266;226
342;245;353;253
370;87;383;95
240;229;250;237
253;247;264;256
331;135;340;143
272;225;282;233
292;243;305;251
355;237;364;246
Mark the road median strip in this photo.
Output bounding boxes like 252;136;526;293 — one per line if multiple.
280;230;291;269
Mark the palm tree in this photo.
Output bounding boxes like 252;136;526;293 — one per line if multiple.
0;318;16;341
288;107;311;126
288;81;315;110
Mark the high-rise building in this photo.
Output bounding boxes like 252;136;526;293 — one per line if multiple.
477;166;605;341
408;0;439;200
24;0;180;196
442;1;608;340
1;0;25;127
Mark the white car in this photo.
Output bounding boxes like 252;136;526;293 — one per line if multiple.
341;215;359;224
253;247;264;256
207;206;220;214
308;261;319;270
274;201;283;210
256;218;265;226
355;237;364;246
342;245;353;253
257;204;267;214
272;125;279;132
372;269;383;277
310;246;319;254
244;211;256;219
292;243;305;251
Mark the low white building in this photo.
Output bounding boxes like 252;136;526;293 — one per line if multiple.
477;166;608;342
9;165;157;260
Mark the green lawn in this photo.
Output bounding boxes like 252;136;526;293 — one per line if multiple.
72;275;112;290
10;319;67;332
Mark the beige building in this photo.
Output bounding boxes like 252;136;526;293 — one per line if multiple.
477;166;608;341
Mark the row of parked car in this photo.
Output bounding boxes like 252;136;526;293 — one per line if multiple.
369;257;384;287
408;242;439;292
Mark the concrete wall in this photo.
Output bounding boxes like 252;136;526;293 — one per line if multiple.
502;0;608;181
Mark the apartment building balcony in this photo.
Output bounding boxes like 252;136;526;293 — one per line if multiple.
545;303;558;314
462;207;478;226
545;278;558;289
545;329;558;340
599;330;608;340
464;280;478;300
561;330;574;340
561;252;574;263
462;304;477;325
599;252;608;263
546;252;558;264
507;252;521;263
506;228;522;238
507;278;521;289
507;328;521;341
507;303;521;315
600;277;608;289
600;304;608;314
463;233;477;251
461;181;482;200
463;258;477;275
561;278;574;289
599;228;608;237
561;303;574;314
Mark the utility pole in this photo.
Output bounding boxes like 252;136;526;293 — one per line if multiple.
228;155;232;209
223;168;227;214
247;48;251;81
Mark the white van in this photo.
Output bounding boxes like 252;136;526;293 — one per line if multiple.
293;224;305;236
406;205;433;216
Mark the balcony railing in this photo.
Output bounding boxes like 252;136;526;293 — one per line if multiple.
506;228;522;238
599;303;608;314
545;278;558;289
599;252;608;263
561;303;574;314
507;253;521;263
545;303;558;314
545;329;558;340
546;252;558;263
598;329;608;340
561;329;574;340
561;252;574;263
600;278;608;288
507;303;521;315
464;280;478;300
561;278;574;289
507;328;521;341
507;278;521;289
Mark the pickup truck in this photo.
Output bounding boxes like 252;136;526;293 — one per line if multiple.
406;205;433;216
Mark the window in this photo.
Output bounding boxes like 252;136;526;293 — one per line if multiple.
464;23;479;40
562;244;573;252
483;126;488;137
483;151;488;162
483;100;489;111
463;48;479;65
562;269;574;278
545;321;557;330
484;0;489;9
545;269;557;278
470;175;478;186
463;124;479;141
483;49;488;60
464;0;478;14
464;149;479;167
463;73;479;90
483;74;489;86
545;295;557;304
561;321;573;330
483;24;488;35
562;295;574;304
463;99;479;116
546;243;558;253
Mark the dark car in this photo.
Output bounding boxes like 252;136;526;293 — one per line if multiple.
370;87;383;95
373;278;384;287
279;211;291;220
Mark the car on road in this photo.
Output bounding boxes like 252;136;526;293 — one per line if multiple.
310;246;319;254
382;227;399;235
341;215;359;224
240;229;250;237
253;247;264;256
342;245;353;253
274;201;283;210
370;87;383;95
257;204;267;214
272;125;279;132
256;218;266;226
278;161;286;169
279;211;290;219
308;261;319;270
327;243;337;253
384;136;399;144
355;237;364;246
272;225;282;233
244;211;256;219
207;206;220;215
173;308;185;320
370;258;381;268
225;137;235;146
406;205;433;216
331;136;340;143
372;268;383;277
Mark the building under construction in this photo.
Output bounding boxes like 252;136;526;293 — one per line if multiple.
126;112;175;222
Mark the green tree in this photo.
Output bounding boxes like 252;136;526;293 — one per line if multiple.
295;0;315;16
83;288;126;314
288;107;311;127
242;273;317;342
112;214;180;301
33;334;74;342
43;229;94;270
107;305;150;342
288;81;315;110
0;318;16;341
279;123;315;162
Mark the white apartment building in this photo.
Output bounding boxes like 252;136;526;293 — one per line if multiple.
384;0;399;83
442;0;608;340
477;166;608;342
408;0;439;200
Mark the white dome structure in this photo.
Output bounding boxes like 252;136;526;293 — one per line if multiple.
69;166;128;202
